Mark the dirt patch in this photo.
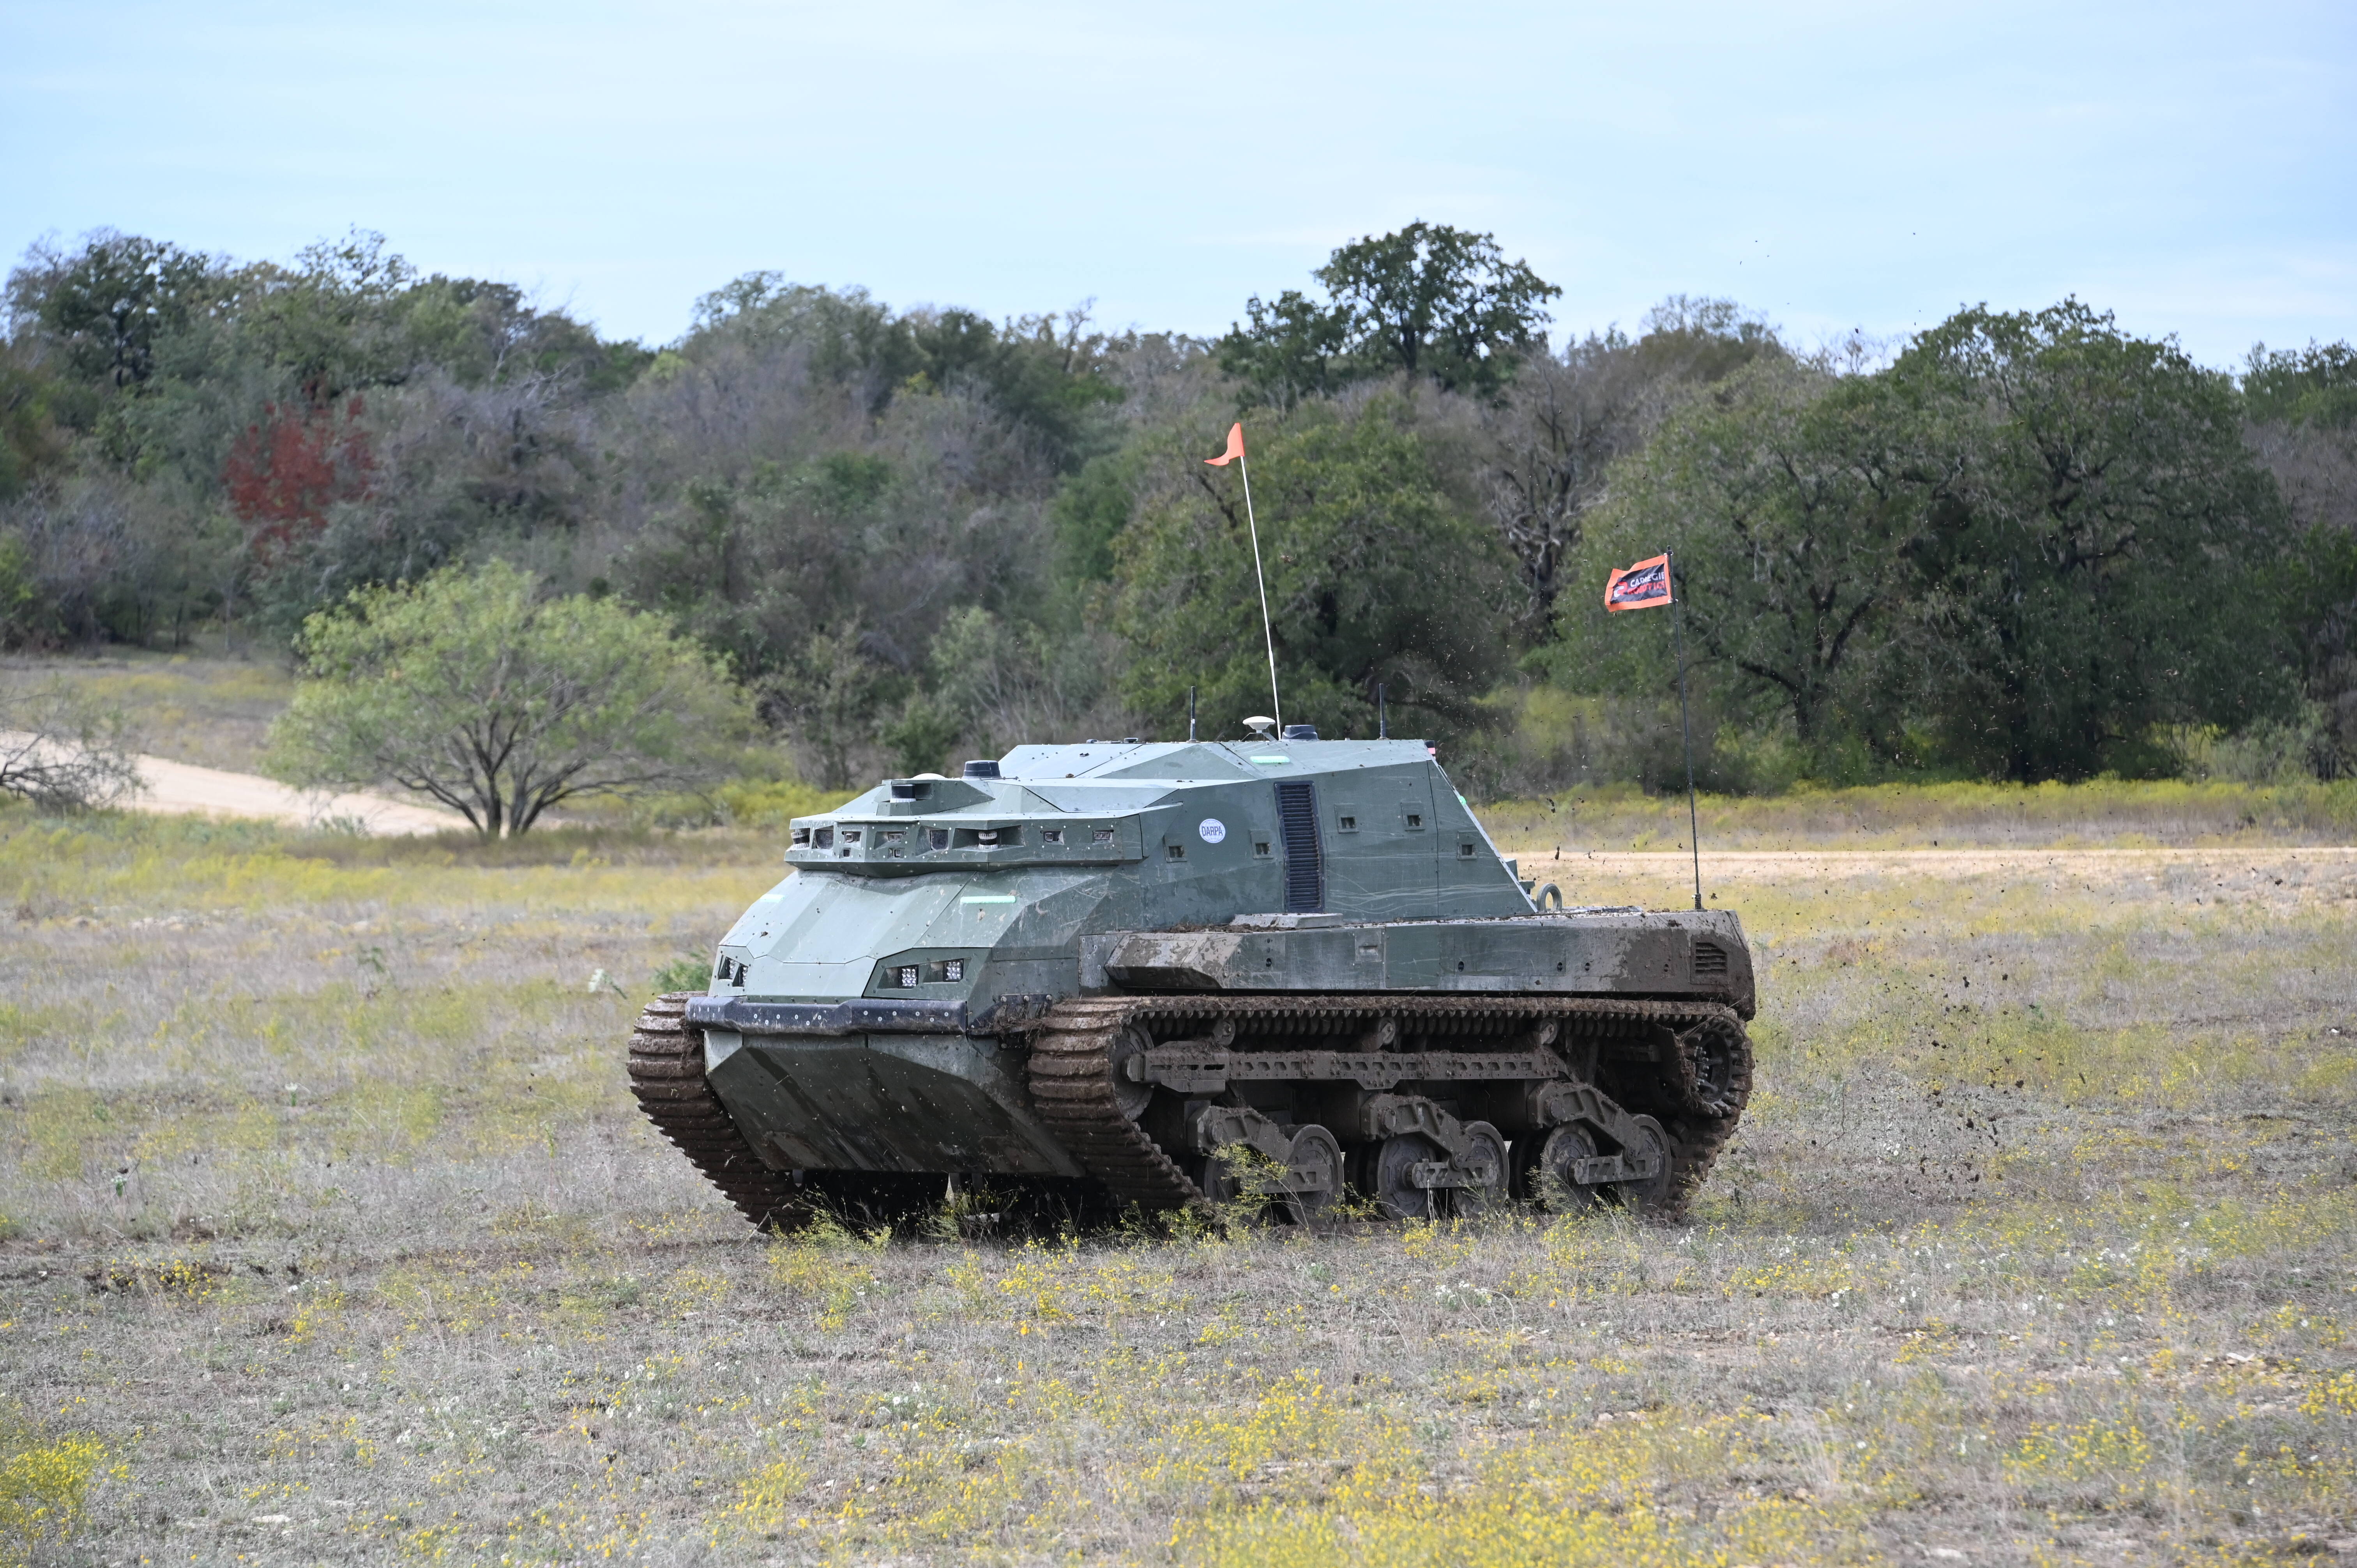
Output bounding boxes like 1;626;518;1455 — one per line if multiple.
0;652;294;773
1514;845;2357;909
124;750;464;835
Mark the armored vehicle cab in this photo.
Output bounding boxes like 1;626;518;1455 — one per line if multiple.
628;736;1755;1225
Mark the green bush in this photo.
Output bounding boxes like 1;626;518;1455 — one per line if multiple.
717;778;859;828
268;561;753;838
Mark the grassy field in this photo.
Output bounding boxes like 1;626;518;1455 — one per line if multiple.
1480;780;2357;853
3;756;2356;1561
0;651;297;776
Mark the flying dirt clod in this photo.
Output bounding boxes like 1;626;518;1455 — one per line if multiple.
629;735;1756;1227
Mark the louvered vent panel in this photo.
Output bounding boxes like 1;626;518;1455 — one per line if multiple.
1693;941;1728;975
1274;781;1324;913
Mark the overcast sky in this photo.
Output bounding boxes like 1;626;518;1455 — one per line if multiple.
3;0;2351;366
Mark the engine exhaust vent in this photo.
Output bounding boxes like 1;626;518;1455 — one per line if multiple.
1274;781;1323;913
1693;941;1728;975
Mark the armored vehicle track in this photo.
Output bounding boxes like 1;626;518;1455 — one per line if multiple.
629;993;811;1230
1023;992;1750;1220
634;987;1751;1227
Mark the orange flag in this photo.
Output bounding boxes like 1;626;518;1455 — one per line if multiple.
1203;422;1246;467
1604;553;1673;611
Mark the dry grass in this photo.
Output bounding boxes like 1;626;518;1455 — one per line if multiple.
2;798;2355;1563
0;652;297;776
1480;779;2357;852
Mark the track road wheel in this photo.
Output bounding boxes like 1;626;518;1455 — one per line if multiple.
1195;1148;1259;1216
1357;1132;1442;1221
1280;1124;1344;1227
1448;1121;1511;1219
1513;1124;1604;1213
1613;1115;1676;1213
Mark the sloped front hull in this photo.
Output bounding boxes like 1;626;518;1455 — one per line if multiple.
701;1029;1085;1178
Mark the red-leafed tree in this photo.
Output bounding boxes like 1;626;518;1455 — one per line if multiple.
223;394;376;562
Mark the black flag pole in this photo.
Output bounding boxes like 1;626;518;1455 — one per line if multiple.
1669;550;1703;911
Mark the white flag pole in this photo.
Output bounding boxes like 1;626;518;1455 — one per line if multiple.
1238;449;1281;734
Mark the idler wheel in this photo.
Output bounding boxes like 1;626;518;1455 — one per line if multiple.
1449;1121;1511;1218
1613;1115;1676;1211
1512;1123;1604;1212
1355;1132;1443;1221
1280;1124;1344;1227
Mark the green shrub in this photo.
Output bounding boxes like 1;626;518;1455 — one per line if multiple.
651;956;712;994
717;778;859;828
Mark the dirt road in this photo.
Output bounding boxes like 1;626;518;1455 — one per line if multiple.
1507;843;2357;908
126;752;466;834
0;729;467;835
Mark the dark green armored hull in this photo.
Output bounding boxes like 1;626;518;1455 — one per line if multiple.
627;738;1757;1224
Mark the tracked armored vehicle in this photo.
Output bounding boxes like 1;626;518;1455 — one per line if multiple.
628;735;1756;1226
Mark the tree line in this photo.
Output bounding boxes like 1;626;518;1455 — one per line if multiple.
4;222;2353;799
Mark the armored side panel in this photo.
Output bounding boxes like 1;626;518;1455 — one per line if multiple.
628;737;1760;1225
1089;909;1754;1015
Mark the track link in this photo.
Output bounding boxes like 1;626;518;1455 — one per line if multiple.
1028;999;1206;1212
1021;993;1751;1218
627;993;811;1231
